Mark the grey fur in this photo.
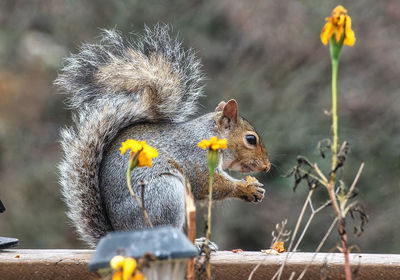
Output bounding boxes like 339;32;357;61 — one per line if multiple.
56;25;205;246
56;25;269;248
99;114;216;236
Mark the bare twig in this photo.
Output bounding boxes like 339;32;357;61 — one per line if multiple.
249;220;290;280
126;168;153;228
345;163;365;202
185;180;196;280
272;188;315;280
326;180;351;279
293;199;330;252
139;180;146;227
297;218;338;280
274;186;332;280
298;168;328;187
288;187;315;252
313;164;328;183
248;256;267;280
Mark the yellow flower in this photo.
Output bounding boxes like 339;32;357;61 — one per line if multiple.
120;139;158;167
112;270;123;280
110;255;125;269
320;5;355;46
110;256;141;280
120;139;144;155
137;144;158;167
132;272;145;280
122;258;137;280
198;136;228;151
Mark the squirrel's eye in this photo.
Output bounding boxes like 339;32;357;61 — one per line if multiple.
245;134;257;146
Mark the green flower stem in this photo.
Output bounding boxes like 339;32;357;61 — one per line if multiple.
205;149;218;279
331;56;339;180
329;38;352;280
328;40;342;220
329;38;340;177
126;154;153;228
327;41;342;217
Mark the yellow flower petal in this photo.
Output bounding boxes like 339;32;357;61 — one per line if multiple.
110;255;125;269
137;144;158;167
120;139;158;167
337;14;346;27
132;272;145;280
210;138;227;150
197;136;228;151
218;138;228;149
320;21;334;45
343;15;356;46
112;270;123;280
320;5;355;47
120;140;143;155
123;258;137;280
335;24;344;43
197;139;210;150
332;5;347;22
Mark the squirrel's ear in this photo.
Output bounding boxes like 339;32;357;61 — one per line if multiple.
215;101;226;112
220;99;238;129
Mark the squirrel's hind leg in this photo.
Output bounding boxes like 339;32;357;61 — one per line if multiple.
144;174;186;228
109;171;186;231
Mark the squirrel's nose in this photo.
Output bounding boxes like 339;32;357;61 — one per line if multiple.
263;161;271;172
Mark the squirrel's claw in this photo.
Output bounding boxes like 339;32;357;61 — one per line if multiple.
195;237;219;254
237;176;266;203
252;185;265;203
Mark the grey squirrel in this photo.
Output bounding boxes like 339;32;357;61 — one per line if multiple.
56;25;271;247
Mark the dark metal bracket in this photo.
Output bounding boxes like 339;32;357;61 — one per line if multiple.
0;199;19;249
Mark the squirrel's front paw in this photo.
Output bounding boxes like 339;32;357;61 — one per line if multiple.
195;237;219;254
236;176;265;203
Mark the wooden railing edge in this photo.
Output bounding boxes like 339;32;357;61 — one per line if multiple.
1;249;399;280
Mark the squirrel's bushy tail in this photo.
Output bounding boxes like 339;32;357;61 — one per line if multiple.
55;24;204;247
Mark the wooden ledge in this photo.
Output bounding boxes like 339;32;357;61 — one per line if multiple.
0;249;99;280
211;251;400;279
1;250;399;280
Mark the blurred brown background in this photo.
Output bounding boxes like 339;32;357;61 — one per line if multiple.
0;0;399;252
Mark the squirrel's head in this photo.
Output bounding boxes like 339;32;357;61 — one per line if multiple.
215;99;271;173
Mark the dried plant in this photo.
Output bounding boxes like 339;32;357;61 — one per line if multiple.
254;6;369;280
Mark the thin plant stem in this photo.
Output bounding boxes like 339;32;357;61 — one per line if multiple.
294;198;332;252
315;218;338;252
126;164;153;228
250;220;289;280
331;57;339;176
297;218;338;280
274;187;334;280
140;181;146;228
185;181;196;280
288;187;315;252
275;187;314;280
339;220;351;279
313;164;328;183
326;183;351;280
298;168;328;187
293;205;316;252
288;272;296;280
248;256;267;280
345;163;365;202
341;163;365;216
205;170;214;279
329;45;352;280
